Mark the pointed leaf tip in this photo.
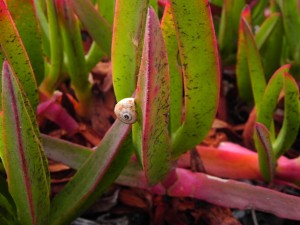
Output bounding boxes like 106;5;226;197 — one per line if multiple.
134;7;171;185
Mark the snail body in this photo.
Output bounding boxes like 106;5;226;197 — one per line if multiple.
114;98;137;124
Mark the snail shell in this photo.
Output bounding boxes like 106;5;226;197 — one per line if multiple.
114;98;137;124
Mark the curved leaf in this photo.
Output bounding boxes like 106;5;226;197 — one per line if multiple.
257;64;290;133
170;0;220;157
254;122;276;182
273;73;300;157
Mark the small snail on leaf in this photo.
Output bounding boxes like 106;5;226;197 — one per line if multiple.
114;98;137;124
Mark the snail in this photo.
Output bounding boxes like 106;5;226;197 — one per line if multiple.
114;98;138;124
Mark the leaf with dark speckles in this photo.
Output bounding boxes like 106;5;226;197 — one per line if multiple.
2;61;50;225
161;3;183;134
7;0;44;85
273;73;300;157
0;0;38;110
133;8;171;185
170;0;220;157
256;65;289;136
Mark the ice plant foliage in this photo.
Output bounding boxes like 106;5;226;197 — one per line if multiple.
0;0;300;224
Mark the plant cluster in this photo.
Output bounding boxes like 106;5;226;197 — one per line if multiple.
0;0;300;224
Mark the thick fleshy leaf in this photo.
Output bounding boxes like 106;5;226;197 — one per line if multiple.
97;0;115;25
56;0;91;115
257;13;283;79
166;168;300;221
242;17;266;108
273;73;300;157
133;8;171;185
254;122;276;182
42;136;300;185
70;0;112;56
218;0;245;59
257;65;290;134
236;6;252;101
0;0;38;110
41;134;91;170
112;0;148;101
34;0;50;57
37;95;79;134
255;13;280;50
277;0;300;62
170;0;220;157
251;0;268;26
118;164;300;221
49;120;132;225
2;61;50;225
209;0;223;7
7;0;44;85
39;0;63;95
161;3;182;134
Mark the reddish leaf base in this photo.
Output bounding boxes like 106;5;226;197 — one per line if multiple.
43;58;300;224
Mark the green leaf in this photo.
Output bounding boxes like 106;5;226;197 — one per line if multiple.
273;73;300;157
2;61;50;225
56;0;92;115
161;3;182;134
111;0;148;101
0;193;18;225
209;0;223;7
254;122;276;182
34;0;50;58
257;13;283;79
0;0;39;110
236;6;252;101
133;7;171;185
70;0;112;56
218;0;245;59
242;17;266;109
85;42;105;72
255;13;280;50
49;120;132;225
252;0;269;26
39;0;63;96
41;134;91;170
257;65;290;134
277;0;300;62
7;0;44;85
170;0;220;157
97;0;115;25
